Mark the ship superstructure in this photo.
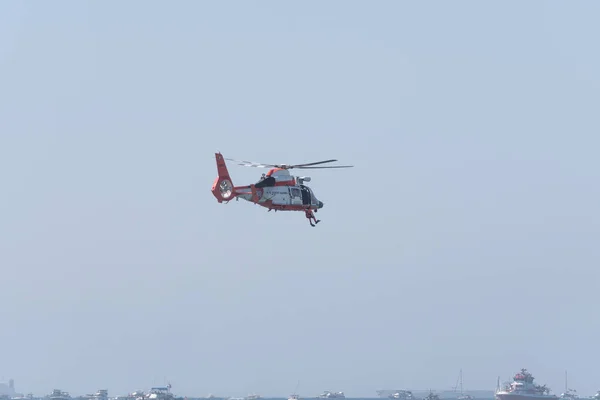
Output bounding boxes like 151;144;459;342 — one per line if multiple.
455;370;474;400
48;390;71;400
495;369;558;400
559;372;578;400
389;391;415;400
318;392;345;399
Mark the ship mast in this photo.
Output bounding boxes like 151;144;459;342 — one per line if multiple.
454;369;464;395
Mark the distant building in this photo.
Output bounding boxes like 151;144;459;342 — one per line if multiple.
0;379;16;396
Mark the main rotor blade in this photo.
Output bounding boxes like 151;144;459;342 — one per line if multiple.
295;165;354;169
288;159;338;168
224;158;277;168
225;157;352;170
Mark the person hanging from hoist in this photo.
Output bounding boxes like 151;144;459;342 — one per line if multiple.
305;208;320;227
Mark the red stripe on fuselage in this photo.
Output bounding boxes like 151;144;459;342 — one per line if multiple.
259;200;316;211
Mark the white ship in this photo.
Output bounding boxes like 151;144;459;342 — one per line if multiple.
11;395;34;400
81;390;108;400
288;379;301;400
389;391;415;400
48;391;71;400
559;372;578;400
114;391;145;400
456;370;474;400
425;392;441;400
495;369;558;400
590;392;600;400
560;390;577;400
244;395;261;400
145;385;182;400
318;392;345;399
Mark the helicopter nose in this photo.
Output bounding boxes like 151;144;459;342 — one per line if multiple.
318;201;324;209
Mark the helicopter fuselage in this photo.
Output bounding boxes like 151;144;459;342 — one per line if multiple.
211;152;349;222
234;182;323;211
233;168;323;211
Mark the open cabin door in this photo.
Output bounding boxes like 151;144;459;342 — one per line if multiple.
299;185;311;205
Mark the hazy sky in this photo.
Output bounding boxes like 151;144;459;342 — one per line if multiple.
1;1;599;398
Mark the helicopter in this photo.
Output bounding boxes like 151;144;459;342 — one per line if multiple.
211;152;353;226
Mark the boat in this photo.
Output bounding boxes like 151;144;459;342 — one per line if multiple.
90;390;108;400
455;370;474;400
79;391;108;400
425;392;441;400
48;391;71;400
145;385;182;400
560;390;577;400
146;388;171;400
11;395;34;400
318;392;345;399
559;372;578;400
495;369;558;400
114;391;145;400
289;380;301;400
388;391;415;400
591;392;600;400
244;395;261;400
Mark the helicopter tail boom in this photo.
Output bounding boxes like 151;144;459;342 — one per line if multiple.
211;152;237;203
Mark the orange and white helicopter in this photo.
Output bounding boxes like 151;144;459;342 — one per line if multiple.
211;152;353;226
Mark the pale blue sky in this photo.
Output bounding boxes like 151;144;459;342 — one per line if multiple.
1;0;599;398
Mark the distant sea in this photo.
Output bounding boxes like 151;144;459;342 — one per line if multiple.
184;395;595;400
183;397;496;400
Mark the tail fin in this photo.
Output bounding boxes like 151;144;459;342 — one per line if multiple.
211;153;236;203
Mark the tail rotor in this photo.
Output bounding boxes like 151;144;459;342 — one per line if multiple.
211;153;236;202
